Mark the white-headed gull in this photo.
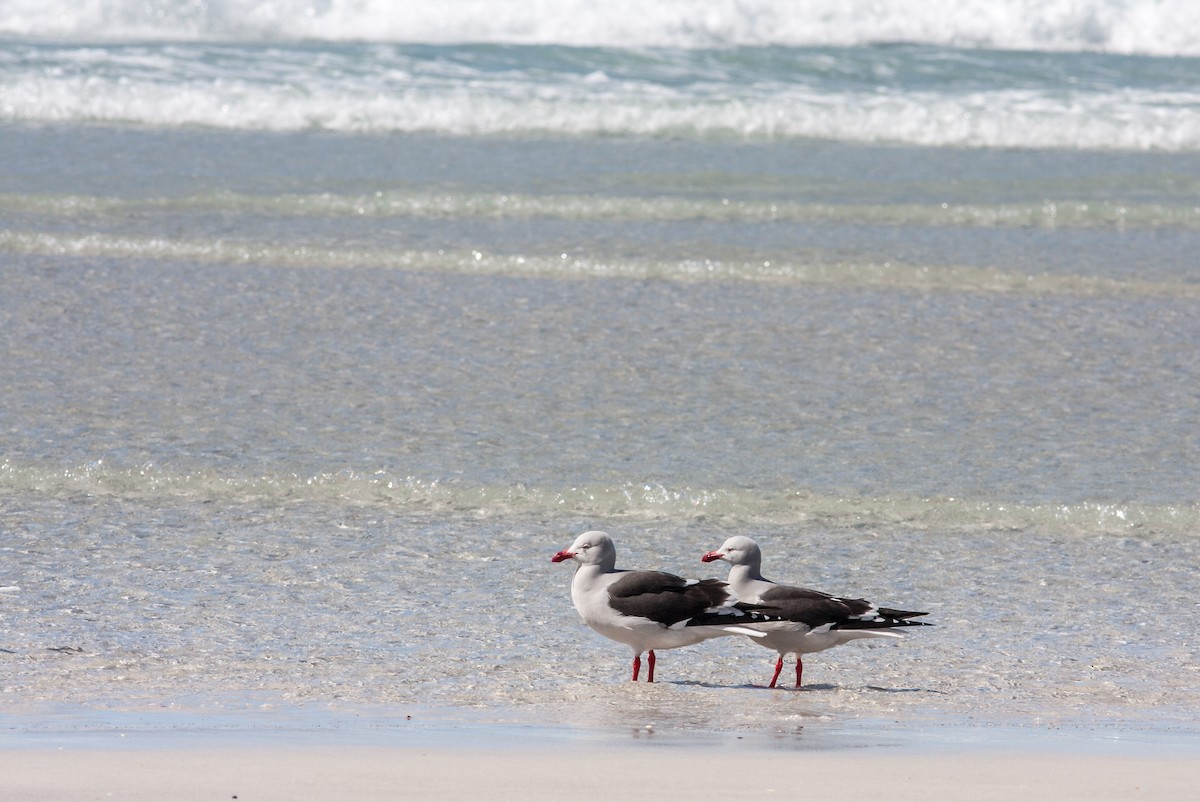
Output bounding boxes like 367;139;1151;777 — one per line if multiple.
701;535;930;688
552;530;777;682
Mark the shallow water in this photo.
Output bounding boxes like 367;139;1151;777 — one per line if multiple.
4;132;1199;735
3;1;1200;742
4;495;1199;738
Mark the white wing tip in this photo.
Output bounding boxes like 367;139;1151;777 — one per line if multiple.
720;625;769;638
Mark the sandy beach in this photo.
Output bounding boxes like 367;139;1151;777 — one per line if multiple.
3;713;1198;802
3;741;1198;802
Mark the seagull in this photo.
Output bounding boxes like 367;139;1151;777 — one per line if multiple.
701;535;930;688
551;530;776;682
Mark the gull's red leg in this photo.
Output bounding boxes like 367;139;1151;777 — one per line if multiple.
768;656;784;688
647;650;656;683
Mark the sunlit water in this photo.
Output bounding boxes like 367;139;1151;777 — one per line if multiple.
2;0;1199;742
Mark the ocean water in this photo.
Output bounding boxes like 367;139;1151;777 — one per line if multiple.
2;0;1199;743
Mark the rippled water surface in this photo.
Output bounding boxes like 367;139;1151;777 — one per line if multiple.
3;23;1200;740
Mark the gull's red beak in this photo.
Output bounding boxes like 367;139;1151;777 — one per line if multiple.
551;550;575;563
700;550;723;563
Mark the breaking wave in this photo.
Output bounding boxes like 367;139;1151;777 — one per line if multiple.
4;0;1200;56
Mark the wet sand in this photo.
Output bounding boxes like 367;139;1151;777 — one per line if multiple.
3;713;1198;802
3;743;1198;802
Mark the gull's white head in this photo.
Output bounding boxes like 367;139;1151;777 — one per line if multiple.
551;530;616;566
701;535;761;566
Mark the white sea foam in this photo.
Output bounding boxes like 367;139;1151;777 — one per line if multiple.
4;10;1199;150
3;0;1199;56
4;65;1200;150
